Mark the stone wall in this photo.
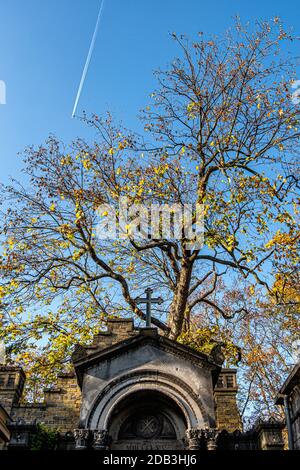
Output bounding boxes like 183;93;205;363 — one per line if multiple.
11;373;81;433
0;365;81;436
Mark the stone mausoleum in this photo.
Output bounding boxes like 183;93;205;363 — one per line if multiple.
0;318;286;450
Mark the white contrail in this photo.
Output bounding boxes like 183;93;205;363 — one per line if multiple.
72;0;105;118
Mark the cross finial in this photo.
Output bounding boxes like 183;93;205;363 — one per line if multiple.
135;288;163;328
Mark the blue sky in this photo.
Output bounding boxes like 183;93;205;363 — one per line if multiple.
0;0;299;184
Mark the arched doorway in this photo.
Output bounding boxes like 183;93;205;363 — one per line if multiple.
108;390;187;450
87;370;207;431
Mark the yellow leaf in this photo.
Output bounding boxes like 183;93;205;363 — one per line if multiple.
0;286;7;299
118;140;128;150
82;159;92;170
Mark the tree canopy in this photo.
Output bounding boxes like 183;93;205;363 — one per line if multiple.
0;18;299;419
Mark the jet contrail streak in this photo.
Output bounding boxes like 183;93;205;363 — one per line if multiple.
72;0;105;118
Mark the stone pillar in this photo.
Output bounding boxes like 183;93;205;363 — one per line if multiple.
214;369;242;432
0;366;25;415
185;428;202;450
186;428;220;450
7;420;37;450
73;429;90;450
254;419;285;451
107;318;135;344
203;428;220;450
92;430;110;450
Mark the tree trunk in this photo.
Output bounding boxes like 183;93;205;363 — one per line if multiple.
168;261;193;340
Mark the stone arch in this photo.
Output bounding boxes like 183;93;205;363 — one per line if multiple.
87;369;209;431
108;389;187;450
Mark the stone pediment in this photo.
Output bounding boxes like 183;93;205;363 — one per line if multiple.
72;327;221;388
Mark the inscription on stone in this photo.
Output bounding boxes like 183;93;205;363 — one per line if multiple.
113;440;184;450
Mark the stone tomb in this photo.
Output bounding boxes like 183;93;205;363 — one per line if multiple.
72;319;236;450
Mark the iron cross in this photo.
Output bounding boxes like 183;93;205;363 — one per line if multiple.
135;288;163;328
